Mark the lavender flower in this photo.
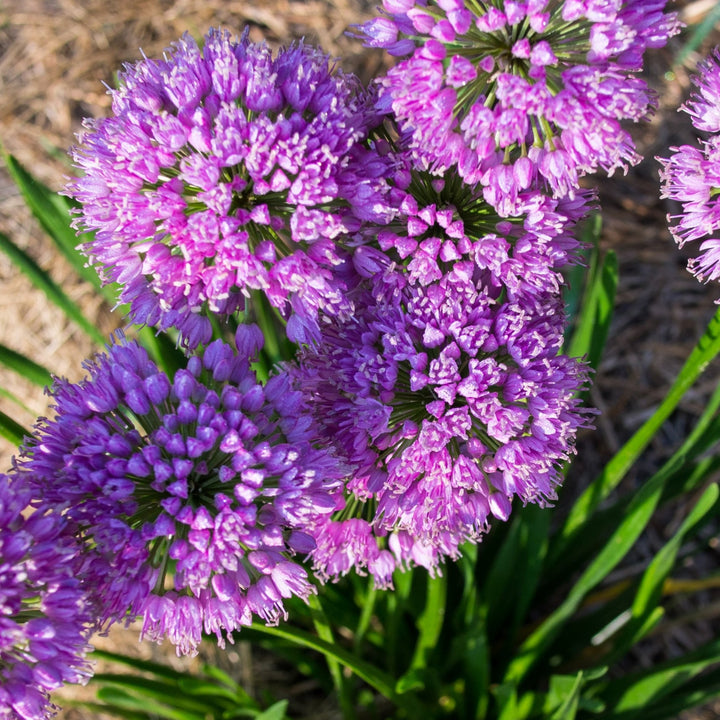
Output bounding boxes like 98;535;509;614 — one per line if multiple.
17;326;344;655
67;29;389;347
659;48;720;288
357;1;679;209
295;268;591;576
0;474;92;719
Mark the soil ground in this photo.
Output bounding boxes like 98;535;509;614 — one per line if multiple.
1;1;720;717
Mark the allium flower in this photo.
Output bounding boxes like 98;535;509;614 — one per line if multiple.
354;144;593;293
295;267;591;575
357;1;680;209
17;326;344;655
67;28;390;347
659;48;720;288
0;474;92;719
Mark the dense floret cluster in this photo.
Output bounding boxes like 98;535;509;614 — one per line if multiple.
294;267;590;580
67;29;391;347
16;326;344;655
0;475;92;719
660;49;720;289
357;0;679;211
1;7;686;705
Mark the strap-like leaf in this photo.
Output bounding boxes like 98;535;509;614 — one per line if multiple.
0;342;53;387
0;409;28;446
565;247;618;370
555;306;720;560
504;447;672;684
0;230;105;345
605;484;719;662
2;152;110;297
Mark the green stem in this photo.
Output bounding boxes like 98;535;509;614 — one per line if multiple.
353;582;378;655
307;594;356;720
249;621;422;715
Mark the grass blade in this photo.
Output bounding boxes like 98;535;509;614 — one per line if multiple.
0;230;105;345
0;409;29;446
554;306;720;559
0;342;53;387
1;152;110;297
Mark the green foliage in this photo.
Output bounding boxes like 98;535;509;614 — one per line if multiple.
63;649;290;720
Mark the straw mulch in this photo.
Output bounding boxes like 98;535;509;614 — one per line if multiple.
1;1;720;718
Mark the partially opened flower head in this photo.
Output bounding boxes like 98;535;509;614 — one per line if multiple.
659;48;720;289
68;28;387;347
0;475;92;719
357;0;679;210
18;326;344;655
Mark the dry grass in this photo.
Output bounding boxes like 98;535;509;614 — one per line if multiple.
1;0;720;717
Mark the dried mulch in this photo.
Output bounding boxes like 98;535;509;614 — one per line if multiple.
1;1;720;717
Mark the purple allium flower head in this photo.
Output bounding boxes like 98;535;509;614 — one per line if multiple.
17;326;344;655
356;1;680;210
0;474;93;719
67;28;389;347
659;48;720;289
294;268;591;573
356;141;594;295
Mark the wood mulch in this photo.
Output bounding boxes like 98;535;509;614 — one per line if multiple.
1;1;719;717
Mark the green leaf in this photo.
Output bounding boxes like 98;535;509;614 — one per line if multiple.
408;572;447;671
554;306;720;563
674;2;720;67
549;672;583;720
545;378;720;588
0;409;28;446
624;485;718;642
60;699;148;720
493;682;519;720
248;622;422;714
504;447;673;685
176;677;246;704
627;666;720;720
90;649;188;679
493;683;536;720
564;214;603;337
0;386;35;416
305;593;354;718
482;506;550;642
0;342;53;387
599;637;720;718
510;506;551;635
1;152;111;297
95;687;203;720
255;700;289;720
92;674;211;713
395;668;426;694
565;244;618;370
0;230;105;345
461;625;490;720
